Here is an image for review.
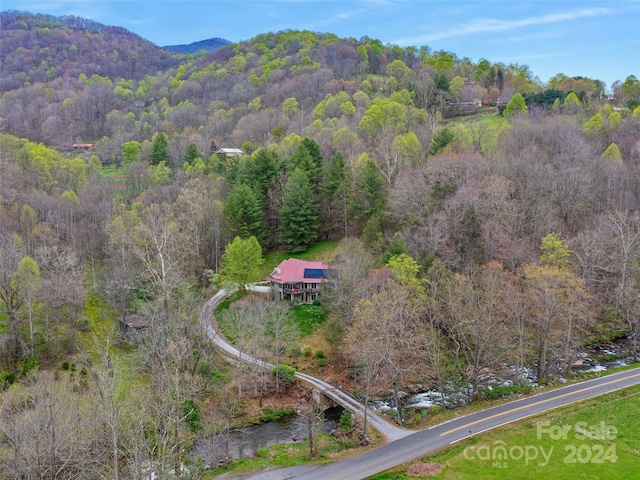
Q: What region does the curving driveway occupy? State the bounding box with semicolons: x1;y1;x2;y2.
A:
199;288;410;442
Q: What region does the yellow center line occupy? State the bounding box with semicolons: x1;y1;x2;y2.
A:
439;371;640;437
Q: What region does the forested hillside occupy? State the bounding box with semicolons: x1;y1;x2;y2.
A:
0;11;183;92
1;12;640;479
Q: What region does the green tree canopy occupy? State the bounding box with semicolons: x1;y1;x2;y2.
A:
562;91;581;114
539;232;572;268
602;143;623;163
279;169;318;252
122;140;141;165
224;182;269;246
217;236;263;291
583;113;604;135
149;132;168;166
504;93;528;117
386;253;423;291
183;143;200;166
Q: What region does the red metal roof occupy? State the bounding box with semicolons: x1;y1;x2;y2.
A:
268;258;330;284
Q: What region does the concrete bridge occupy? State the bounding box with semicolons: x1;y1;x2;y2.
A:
199;287;411;442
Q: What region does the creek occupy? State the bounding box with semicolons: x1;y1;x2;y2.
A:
373;339;634;413
190;406;342;468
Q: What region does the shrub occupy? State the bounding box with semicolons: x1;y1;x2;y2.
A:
183;399;202;432
482;382;533;400
303;346;312;357
315;349;325;359
338;411;354;433
18;355;39;376
272;364;296;385
1;371;16;389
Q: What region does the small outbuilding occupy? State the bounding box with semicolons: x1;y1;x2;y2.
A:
119;315;150;338
214;147;244;157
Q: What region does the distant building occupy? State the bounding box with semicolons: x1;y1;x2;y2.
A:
215;147;244;157
268;258;331;303
72;143;94;151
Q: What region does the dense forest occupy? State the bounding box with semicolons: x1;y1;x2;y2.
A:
1;11;640;479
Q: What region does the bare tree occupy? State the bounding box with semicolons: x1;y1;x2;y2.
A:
345;280;430;425
0;232;28;359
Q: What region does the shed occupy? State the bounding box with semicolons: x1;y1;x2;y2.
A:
119;315;150;338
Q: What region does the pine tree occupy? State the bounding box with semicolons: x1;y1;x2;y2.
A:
224;183;269;247
301;137;324;186
279;169;318;252
184;143;200;166
149;132;168;166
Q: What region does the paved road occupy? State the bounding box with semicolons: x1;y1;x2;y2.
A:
202;289;640;479
278;367;640;480
199;288;410;442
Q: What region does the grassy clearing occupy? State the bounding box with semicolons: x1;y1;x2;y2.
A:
446;112;509;155
293;304;327;337
370;384;640;480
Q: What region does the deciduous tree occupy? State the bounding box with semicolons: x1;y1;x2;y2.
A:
217;236;263;292
504;93;528;117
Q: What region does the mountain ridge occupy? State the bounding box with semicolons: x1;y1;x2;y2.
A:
162;37;231;54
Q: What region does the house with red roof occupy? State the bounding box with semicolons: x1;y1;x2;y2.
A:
268;258;331;303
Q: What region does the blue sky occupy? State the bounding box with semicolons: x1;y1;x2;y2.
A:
3;1;639;90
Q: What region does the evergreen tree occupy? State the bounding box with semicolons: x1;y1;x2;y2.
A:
383;232;408;264
322;152;347;203
355;157;386;220
301;137;324;186
184;143;200;166
322;153;353;238
286;144;316;183
224;183;268;246
149;132;168;166
428;128;455;156
245;148;279;203
279;169;318;252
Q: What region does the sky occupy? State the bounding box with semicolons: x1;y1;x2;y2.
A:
3;0;639;90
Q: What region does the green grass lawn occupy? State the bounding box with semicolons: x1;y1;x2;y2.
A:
371;384;640;480
445;112;509;155
293;304;327;337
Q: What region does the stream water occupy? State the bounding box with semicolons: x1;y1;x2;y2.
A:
190;407;342;467
373;339;635;412
191;341;634;467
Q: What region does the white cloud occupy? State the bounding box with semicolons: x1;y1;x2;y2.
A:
392;7;613;45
